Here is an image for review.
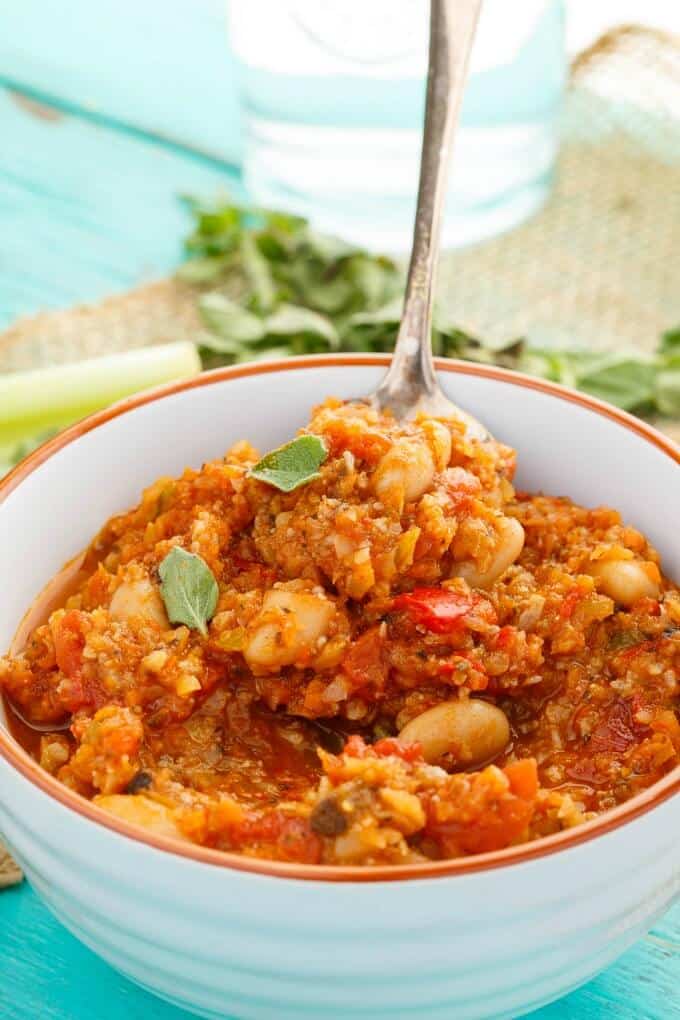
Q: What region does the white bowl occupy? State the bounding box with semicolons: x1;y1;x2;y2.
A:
1;355;678;1020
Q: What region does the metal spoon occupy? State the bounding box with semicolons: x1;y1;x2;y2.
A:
367;0;488;440
6;699;72;734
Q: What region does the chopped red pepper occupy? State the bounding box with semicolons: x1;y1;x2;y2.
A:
393;587;496;634
341;626;387;689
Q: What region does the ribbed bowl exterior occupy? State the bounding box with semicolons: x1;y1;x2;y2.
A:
2;757;678;1020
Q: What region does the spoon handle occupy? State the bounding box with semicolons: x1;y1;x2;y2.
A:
373;0;482;412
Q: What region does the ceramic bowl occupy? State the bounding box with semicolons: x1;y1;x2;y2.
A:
1;355;679;1020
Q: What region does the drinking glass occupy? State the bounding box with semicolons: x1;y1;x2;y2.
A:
227;0;566;251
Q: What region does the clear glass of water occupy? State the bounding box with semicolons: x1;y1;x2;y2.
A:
227;0;566;252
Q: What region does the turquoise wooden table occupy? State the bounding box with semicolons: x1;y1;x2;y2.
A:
0;13;679;1018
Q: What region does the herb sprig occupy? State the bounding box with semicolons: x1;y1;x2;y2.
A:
159;547;218;636
179;198;680;419
249;435;328;492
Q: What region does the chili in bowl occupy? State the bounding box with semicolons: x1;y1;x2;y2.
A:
0;356;678;1019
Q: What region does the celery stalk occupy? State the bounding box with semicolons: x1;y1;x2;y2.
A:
0;342;201;465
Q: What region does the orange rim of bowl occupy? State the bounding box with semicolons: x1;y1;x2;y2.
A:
1;354;679;883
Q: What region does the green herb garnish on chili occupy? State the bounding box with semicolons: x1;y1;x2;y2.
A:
249;435;328;492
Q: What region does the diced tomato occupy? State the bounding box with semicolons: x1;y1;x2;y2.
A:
426;760;538;856
230;554;276;585
61;675;110;715
81;563;111;609
53;610;86;679
565;758;608;787
393;588;496;634
373;737;423;763
495;625;516;651
559;589;582;620
231;554;256;571
589;699;646;754
275;816;322;863
234;812;322;864
341;627;387;690
317;421;390;464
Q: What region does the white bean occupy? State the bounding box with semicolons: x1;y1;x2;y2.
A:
589;559;660;607
244;587;335;670
373;440;435;511
422;419;452;471
110;577;169;629
399;699;510;767
452;516;525;589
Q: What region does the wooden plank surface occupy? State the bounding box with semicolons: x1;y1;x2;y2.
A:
0;0;244;165
0;85;241;329
0;71;678;1020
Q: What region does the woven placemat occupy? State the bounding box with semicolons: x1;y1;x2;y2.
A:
438;25;680;353
1;25;679;886
0;844;22;888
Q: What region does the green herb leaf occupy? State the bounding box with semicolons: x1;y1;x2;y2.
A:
240;233;277;313
660;326;680;354
198;293;265;344
575;354;656;412
249;435;328;492
178;197;680;424
196;330;248;357
158;547;219;636
265;304;339;349
656;366;680;416
176;256;228;285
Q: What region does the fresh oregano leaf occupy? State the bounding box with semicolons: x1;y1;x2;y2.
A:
240;233;276;313
178;198;680;421
249;435;328;492
158;547;218;636
660;326;680;354
575;355;656;412
198;293;265;344
265;304;339;348
656;365;680;416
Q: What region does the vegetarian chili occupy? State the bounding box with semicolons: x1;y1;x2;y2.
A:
1;399;678;866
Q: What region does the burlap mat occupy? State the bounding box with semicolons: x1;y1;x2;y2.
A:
0;844;22;888
1;26;679;885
